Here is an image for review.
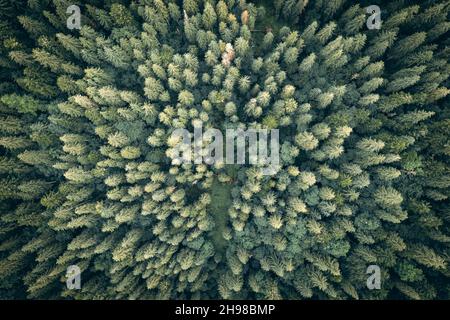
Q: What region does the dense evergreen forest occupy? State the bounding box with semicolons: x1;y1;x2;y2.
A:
0;0;449;299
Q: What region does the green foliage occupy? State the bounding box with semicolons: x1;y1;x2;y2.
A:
0;0;449;300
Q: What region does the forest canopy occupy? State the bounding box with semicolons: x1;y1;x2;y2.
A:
0;0;449;300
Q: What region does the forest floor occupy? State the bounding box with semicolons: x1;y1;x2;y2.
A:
208;166;238;255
